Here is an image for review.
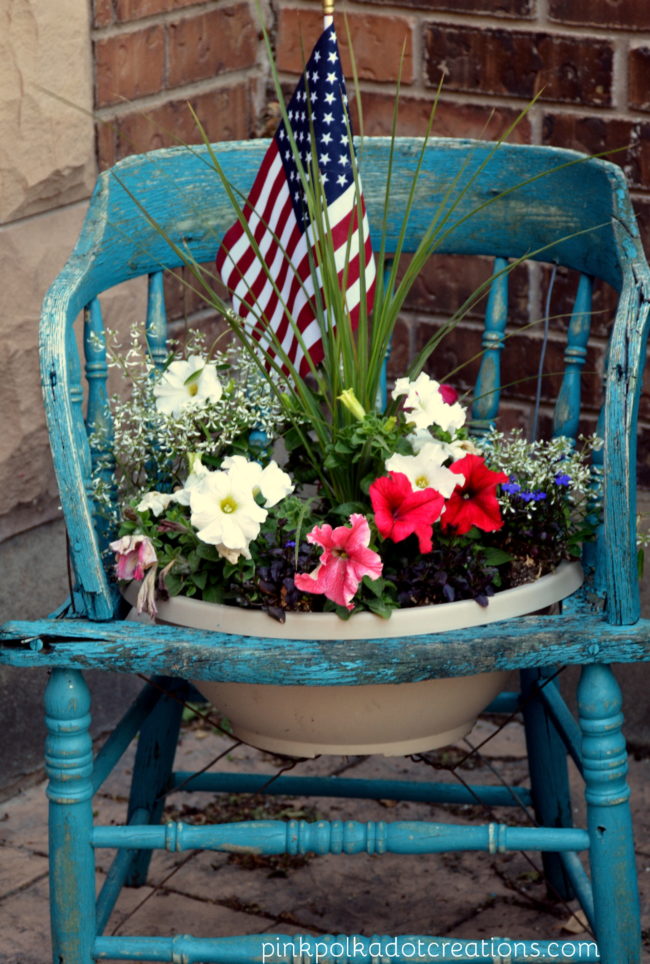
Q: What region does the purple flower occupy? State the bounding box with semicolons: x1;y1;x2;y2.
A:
502;481;521;495
520;490;547;503
555;473;571;486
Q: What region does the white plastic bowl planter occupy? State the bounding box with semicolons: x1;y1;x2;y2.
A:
126;561;583;757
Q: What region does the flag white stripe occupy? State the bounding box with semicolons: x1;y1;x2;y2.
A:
232;186;297;307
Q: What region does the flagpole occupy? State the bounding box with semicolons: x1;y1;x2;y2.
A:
323;0;334;29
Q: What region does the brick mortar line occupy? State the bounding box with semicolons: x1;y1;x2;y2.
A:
274;0;647;42
324;79;650;126
403;309;611;349
613;37;630;116
276;64;641;117
94;68;267;121
91;0;243;41
529;103;542;146
536;0;550;27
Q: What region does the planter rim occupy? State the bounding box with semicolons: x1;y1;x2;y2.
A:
124;560;583;641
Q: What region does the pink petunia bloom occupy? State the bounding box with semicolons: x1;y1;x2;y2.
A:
441;454;509;535
109;534;158;581
369;471;446;554
438;383;459;405
294;513;383;610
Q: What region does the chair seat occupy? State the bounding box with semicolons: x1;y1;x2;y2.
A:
3;612;650;682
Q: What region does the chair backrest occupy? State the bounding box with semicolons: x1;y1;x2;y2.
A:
40;137;650;625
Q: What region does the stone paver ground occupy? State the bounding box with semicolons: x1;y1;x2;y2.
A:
1;711;649;963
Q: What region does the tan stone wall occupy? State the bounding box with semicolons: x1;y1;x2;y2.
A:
0;0;97;541
0;0;267;545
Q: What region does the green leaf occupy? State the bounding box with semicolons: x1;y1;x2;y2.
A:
184;367;203;386
202;584;225;603
481;548;513;567
164;571;185;597
365;596;396;619
361;575;387;598
331;501;366;518
196;542;221;562
192;570;208;590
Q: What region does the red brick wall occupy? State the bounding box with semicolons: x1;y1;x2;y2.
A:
90;0;650;477
274;1;650;476
93;0;265;168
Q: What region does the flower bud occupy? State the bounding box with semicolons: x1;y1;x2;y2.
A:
187;452;204;474
338;388;366;420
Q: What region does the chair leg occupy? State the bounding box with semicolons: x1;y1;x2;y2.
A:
578;663;641;964
520;667;574;901
45;668;97;964
125;676;187;886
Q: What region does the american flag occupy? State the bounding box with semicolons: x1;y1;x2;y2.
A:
216;24;376;377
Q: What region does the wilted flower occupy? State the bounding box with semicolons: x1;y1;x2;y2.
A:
109;534;158;580
136;566;158;618
153;355;223;416
294;513;382;610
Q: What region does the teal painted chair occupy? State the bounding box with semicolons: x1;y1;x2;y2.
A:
2;137;650;962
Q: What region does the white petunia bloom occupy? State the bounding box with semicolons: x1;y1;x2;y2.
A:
153;355;223;416
189;469;267;562
386;442;463;498
222;455;294;507
136;491;174;516
408;432;481;463
443;437;482;460
173;456;211;507
407;428;437;454
393;373;466;434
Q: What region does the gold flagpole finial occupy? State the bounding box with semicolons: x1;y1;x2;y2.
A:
322;0;334;17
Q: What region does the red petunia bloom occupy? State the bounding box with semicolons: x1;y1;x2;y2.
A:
438;383;459;405
369;471;445;553
441;454;509;536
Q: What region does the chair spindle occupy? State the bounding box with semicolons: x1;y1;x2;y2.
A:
84;299;112;443
67;320;93;506
553;273;593;440
146;271;168;368
471;257;508;436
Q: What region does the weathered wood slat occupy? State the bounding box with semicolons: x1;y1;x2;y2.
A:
91;818;590;854
92;933;601;963
2;614;650;683
167;771;534;807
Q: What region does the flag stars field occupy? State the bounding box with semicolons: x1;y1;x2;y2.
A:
216;23;376;376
